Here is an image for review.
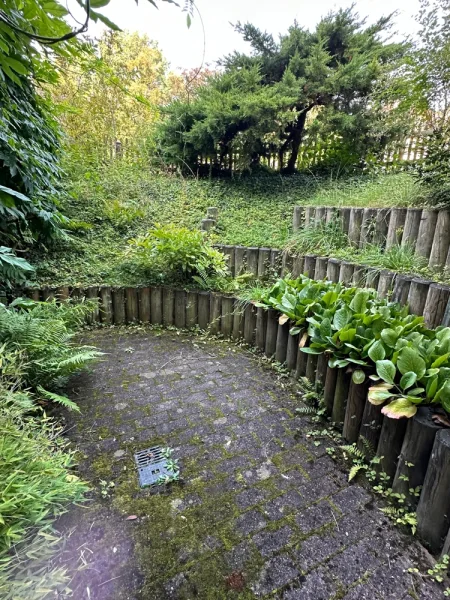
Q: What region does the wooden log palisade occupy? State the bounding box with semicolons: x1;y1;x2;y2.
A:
22;235;450;554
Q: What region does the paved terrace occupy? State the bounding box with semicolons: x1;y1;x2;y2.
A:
60;328;442;599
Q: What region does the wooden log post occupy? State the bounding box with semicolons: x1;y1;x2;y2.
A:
343;379;369;443
323;365;338;415
175;290;186;329
258;248;271;278
339;261;354;284
332;368;350;427
138;287;151;323
306;353;318;383
86;287;100;324
99;287;112;324
365;268;380;290
314;257;328;280
376;417;408;484
402;208;422;248
386;208;407;249
326;258;341;283
391;275;413;305
377;270;395;299
150;287;163;325
198;291;211;330
304;206;315;227
416;431;450;551
223;246;236;277
286;329;299;372
315;353;328;390
348;208;364;247
360;208;376;247
265;309;278;357
314;207;326;226
201;218;215;232
246;248;259;277
207;207;219;219
275;320;290;363
234;246;247;276
31;289;41;301
304;254;317;278
352;264;364;286
392;407;442;502
295;344;308;379
423;284;450;328
373;208;391;247
221;296;234;338
42;287;55;302
442;527;450;558
429;210;450;268
232;305;244;340
56;287;69;301
293;206;304;232
270;249;282;277
186;291;198;327
163;287;175;326
112;288;125;325
255;306;267;350
209;293;222;335
326;207;336;223
281;250;294;277
358;399;384;456
408;278;432;316
292;255;304;278
244;303;256;345
442;297;450;327
416;210;438;261
339;208;351;234
125;287;139;323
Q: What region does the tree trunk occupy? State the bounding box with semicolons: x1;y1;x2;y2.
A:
284;110;309;174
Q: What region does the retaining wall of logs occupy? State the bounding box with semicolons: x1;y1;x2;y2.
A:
292;205;450;271
26;283;450;554
212;244;450;328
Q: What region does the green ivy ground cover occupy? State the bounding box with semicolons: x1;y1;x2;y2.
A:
31;169;423;287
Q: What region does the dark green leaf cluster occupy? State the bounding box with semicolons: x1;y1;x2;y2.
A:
158;8;405;173
255;275;450;418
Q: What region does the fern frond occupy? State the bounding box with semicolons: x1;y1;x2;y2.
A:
36;386;80;412
349;464;366;481
340;444;366;460
296;405;318;416
360;435;376;459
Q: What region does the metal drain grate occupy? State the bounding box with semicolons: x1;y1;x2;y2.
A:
134;446;171;488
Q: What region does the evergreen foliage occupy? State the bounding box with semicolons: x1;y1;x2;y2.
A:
158;8;405;173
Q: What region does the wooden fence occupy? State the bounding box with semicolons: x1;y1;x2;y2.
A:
25;281;450;554
292;206;450;272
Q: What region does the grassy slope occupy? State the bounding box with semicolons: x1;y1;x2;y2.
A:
32;167;424;286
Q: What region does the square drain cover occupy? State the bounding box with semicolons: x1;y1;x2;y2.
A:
134;446;171;488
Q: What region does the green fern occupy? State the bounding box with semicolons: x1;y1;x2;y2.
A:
359;435;376;459
349;463;366;481
36;386;80;412
340;444;366;460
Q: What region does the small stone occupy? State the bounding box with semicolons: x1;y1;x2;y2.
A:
213;417;227;425
113;449;126;458
114;402;127;410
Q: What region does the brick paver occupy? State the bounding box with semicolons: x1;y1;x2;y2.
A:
60;328;443;599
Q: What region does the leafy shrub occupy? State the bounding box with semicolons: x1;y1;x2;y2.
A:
0;298;101;398
128;224;228;286
0;247;35;290
0;299;99;597
255;276;450;418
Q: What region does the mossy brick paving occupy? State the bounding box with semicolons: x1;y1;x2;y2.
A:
59;328;443;599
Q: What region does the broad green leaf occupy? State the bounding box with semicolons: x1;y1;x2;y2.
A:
352;369;366;385
319;318;332;338
397;347;426;379
431;353;450;368
381;329;398;348
349;291;369;313
368;384;393;405
339;328;356;342
399;372;417;391
368;339;385;362
333;306;352;330
376;360;396;385
382;398;417;419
